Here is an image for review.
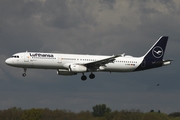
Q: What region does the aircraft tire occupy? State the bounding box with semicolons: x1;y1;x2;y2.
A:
89;73;95;79
22;73;26;77
81;75;87;81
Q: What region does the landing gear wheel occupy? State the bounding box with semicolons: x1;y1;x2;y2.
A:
22;73;26;77
81;75;87;81
89;73;95;79
22;68;27;77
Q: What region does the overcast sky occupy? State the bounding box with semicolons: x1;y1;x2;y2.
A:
0;0;179;113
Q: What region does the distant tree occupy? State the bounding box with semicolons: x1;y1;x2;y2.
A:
43;109;77;120
0;107;174;120
77;110;93;120
104;110;119;120
0;107;23;120
150;110;154;113
142;112;170;120
20;108;43;120
169;112;180;118
113;109;142;120
92;104;111;117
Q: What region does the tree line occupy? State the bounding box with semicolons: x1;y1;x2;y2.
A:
0;104;179;120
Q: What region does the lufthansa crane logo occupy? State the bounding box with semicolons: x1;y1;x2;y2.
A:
152;46;163;58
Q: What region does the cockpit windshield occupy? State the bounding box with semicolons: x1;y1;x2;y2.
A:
11;55;19;58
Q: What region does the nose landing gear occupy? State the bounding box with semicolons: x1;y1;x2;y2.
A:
22;68;27;77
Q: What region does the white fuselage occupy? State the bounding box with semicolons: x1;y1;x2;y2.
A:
5;52;143;72
5;36;171;80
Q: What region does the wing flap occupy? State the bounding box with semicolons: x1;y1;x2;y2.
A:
82;54;122;68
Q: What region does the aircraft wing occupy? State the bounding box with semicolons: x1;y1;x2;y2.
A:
82;54;122;69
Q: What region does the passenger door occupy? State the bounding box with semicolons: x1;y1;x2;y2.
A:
24;52;29;62
57;55;62;64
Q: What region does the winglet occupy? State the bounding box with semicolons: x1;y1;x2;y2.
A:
112;54;122;57
121;53;125;57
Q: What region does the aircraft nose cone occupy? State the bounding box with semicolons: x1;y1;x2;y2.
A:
5;58;11;65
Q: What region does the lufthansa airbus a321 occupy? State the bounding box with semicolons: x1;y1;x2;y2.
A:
5;36;172;81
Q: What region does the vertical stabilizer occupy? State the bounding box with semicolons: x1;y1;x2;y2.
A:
135;36;169;71
143;36;168;61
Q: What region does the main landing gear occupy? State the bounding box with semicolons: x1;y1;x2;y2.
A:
81;73;95;81
22;68;27;77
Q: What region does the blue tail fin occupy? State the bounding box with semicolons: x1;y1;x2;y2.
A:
135;36;169;71
143;36;168;61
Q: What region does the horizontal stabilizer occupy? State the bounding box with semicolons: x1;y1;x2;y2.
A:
163;60;173;66
152;60;172;66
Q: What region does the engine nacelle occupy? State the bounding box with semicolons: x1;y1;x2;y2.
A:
57;71;77;76
69;65;87;72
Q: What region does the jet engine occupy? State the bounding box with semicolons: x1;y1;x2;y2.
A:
57;70;77;76
69;65;87;72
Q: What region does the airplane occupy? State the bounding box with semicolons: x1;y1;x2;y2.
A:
5;36;172;81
